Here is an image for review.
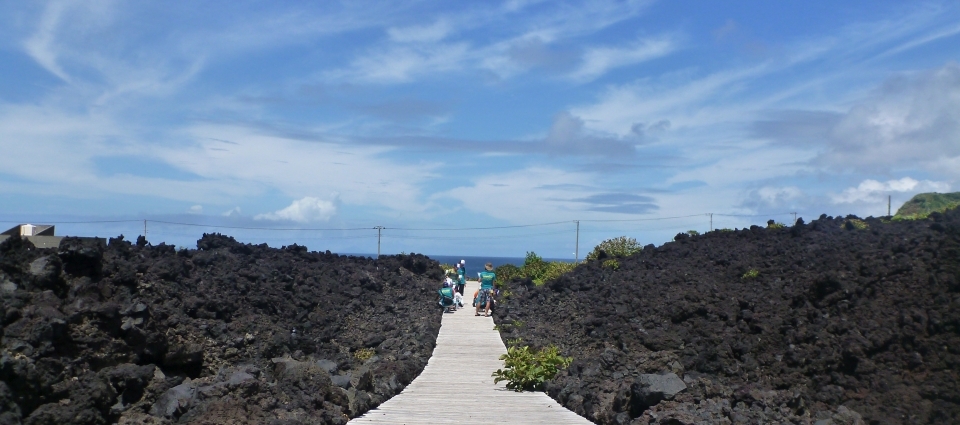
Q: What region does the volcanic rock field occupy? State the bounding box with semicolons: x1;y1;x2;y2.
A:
2;209;959;425
0;234;442;424
495;210;960;424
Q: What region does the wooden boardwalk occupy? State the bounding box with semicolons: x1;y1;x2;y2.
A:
349;280;592;425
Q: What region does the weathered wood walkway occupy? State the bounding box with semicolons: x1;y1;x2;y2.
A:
349;280;592;425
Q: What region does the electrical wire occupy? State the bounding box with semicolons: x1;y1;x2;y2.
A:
383;220;573;231
578;213;707;223
149;220;372;231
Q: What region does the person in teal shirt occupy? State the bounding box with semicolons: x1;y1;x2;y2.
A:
475;262;496;317
455;260;466;298
439;280;455;312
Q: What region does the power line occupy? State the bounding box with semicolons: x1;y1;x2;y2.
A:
384;220;572;231
579;214;706;223
148;229;377;241
148;220;372;231
381;229;573;241
713;212;797;218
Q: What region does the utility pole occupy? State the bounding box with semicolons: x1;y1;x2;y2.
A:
143;220;147;237
708;213;713;232
574;220;580;262
374;226;384;259
888;195;891;216
792;212;797;225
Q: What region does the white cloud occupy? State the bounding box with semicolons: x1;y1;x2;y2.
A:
255;196;340;223
755;63;960;178
22;0;71;82
831;177;950;204
222;207;242;217
819;64;960;172
188;205;203;214
568;36;675;82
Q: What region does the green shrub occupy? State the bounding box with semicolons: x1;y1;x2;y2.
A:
686;230;700;236
535;261;576;286
602;259;620;270
354;348;375;361
440;263;457;277
494;264;522;286
495;253;575;286
842;219;869;230
585;236;643;261
742;269;759;280
523;252;550;283
492;344;573;391
766;220;785;229
495;320;525;332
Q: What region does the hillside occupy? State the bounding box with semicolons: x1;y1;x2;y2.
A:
895;192;960;219
495;210;960;424
0;234;442;424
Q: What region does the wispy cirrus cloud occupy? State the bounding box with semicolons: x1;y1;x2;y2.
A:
21;0;72;82
567;36;677;82
325;0;659;83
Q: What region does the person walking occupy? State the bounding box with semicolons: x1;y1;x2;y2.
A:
475;262;496;317
455;259;466;297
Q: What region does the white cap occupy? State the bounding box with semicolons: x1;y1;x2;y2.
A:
460;259;465;264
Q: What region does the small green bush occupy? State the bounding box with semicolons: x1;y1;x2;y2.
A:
494;264;522;286
495;253;575;286
742;269;759;280
842;219;869;230
354;348;375;361
495;320;525;332
586;236;643;261
535;261;576;286
766;220;785;229
523;252;550;282
686;230;700;236
602;259;620;270
492;344;573;391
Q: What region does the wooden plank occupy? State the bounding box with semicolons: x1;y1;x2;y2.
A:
349;280;593;424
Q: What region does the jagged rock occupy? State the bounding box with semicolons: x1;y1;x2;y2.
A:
317;359;339;374
332;373;352;389
150;382;195;419
632;373;687;411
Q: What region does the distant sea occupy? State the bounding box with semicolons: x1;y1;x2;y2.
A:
344;253;571;278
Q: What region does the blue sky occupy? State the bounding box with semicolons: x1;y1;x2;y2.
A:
1;1;959;258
